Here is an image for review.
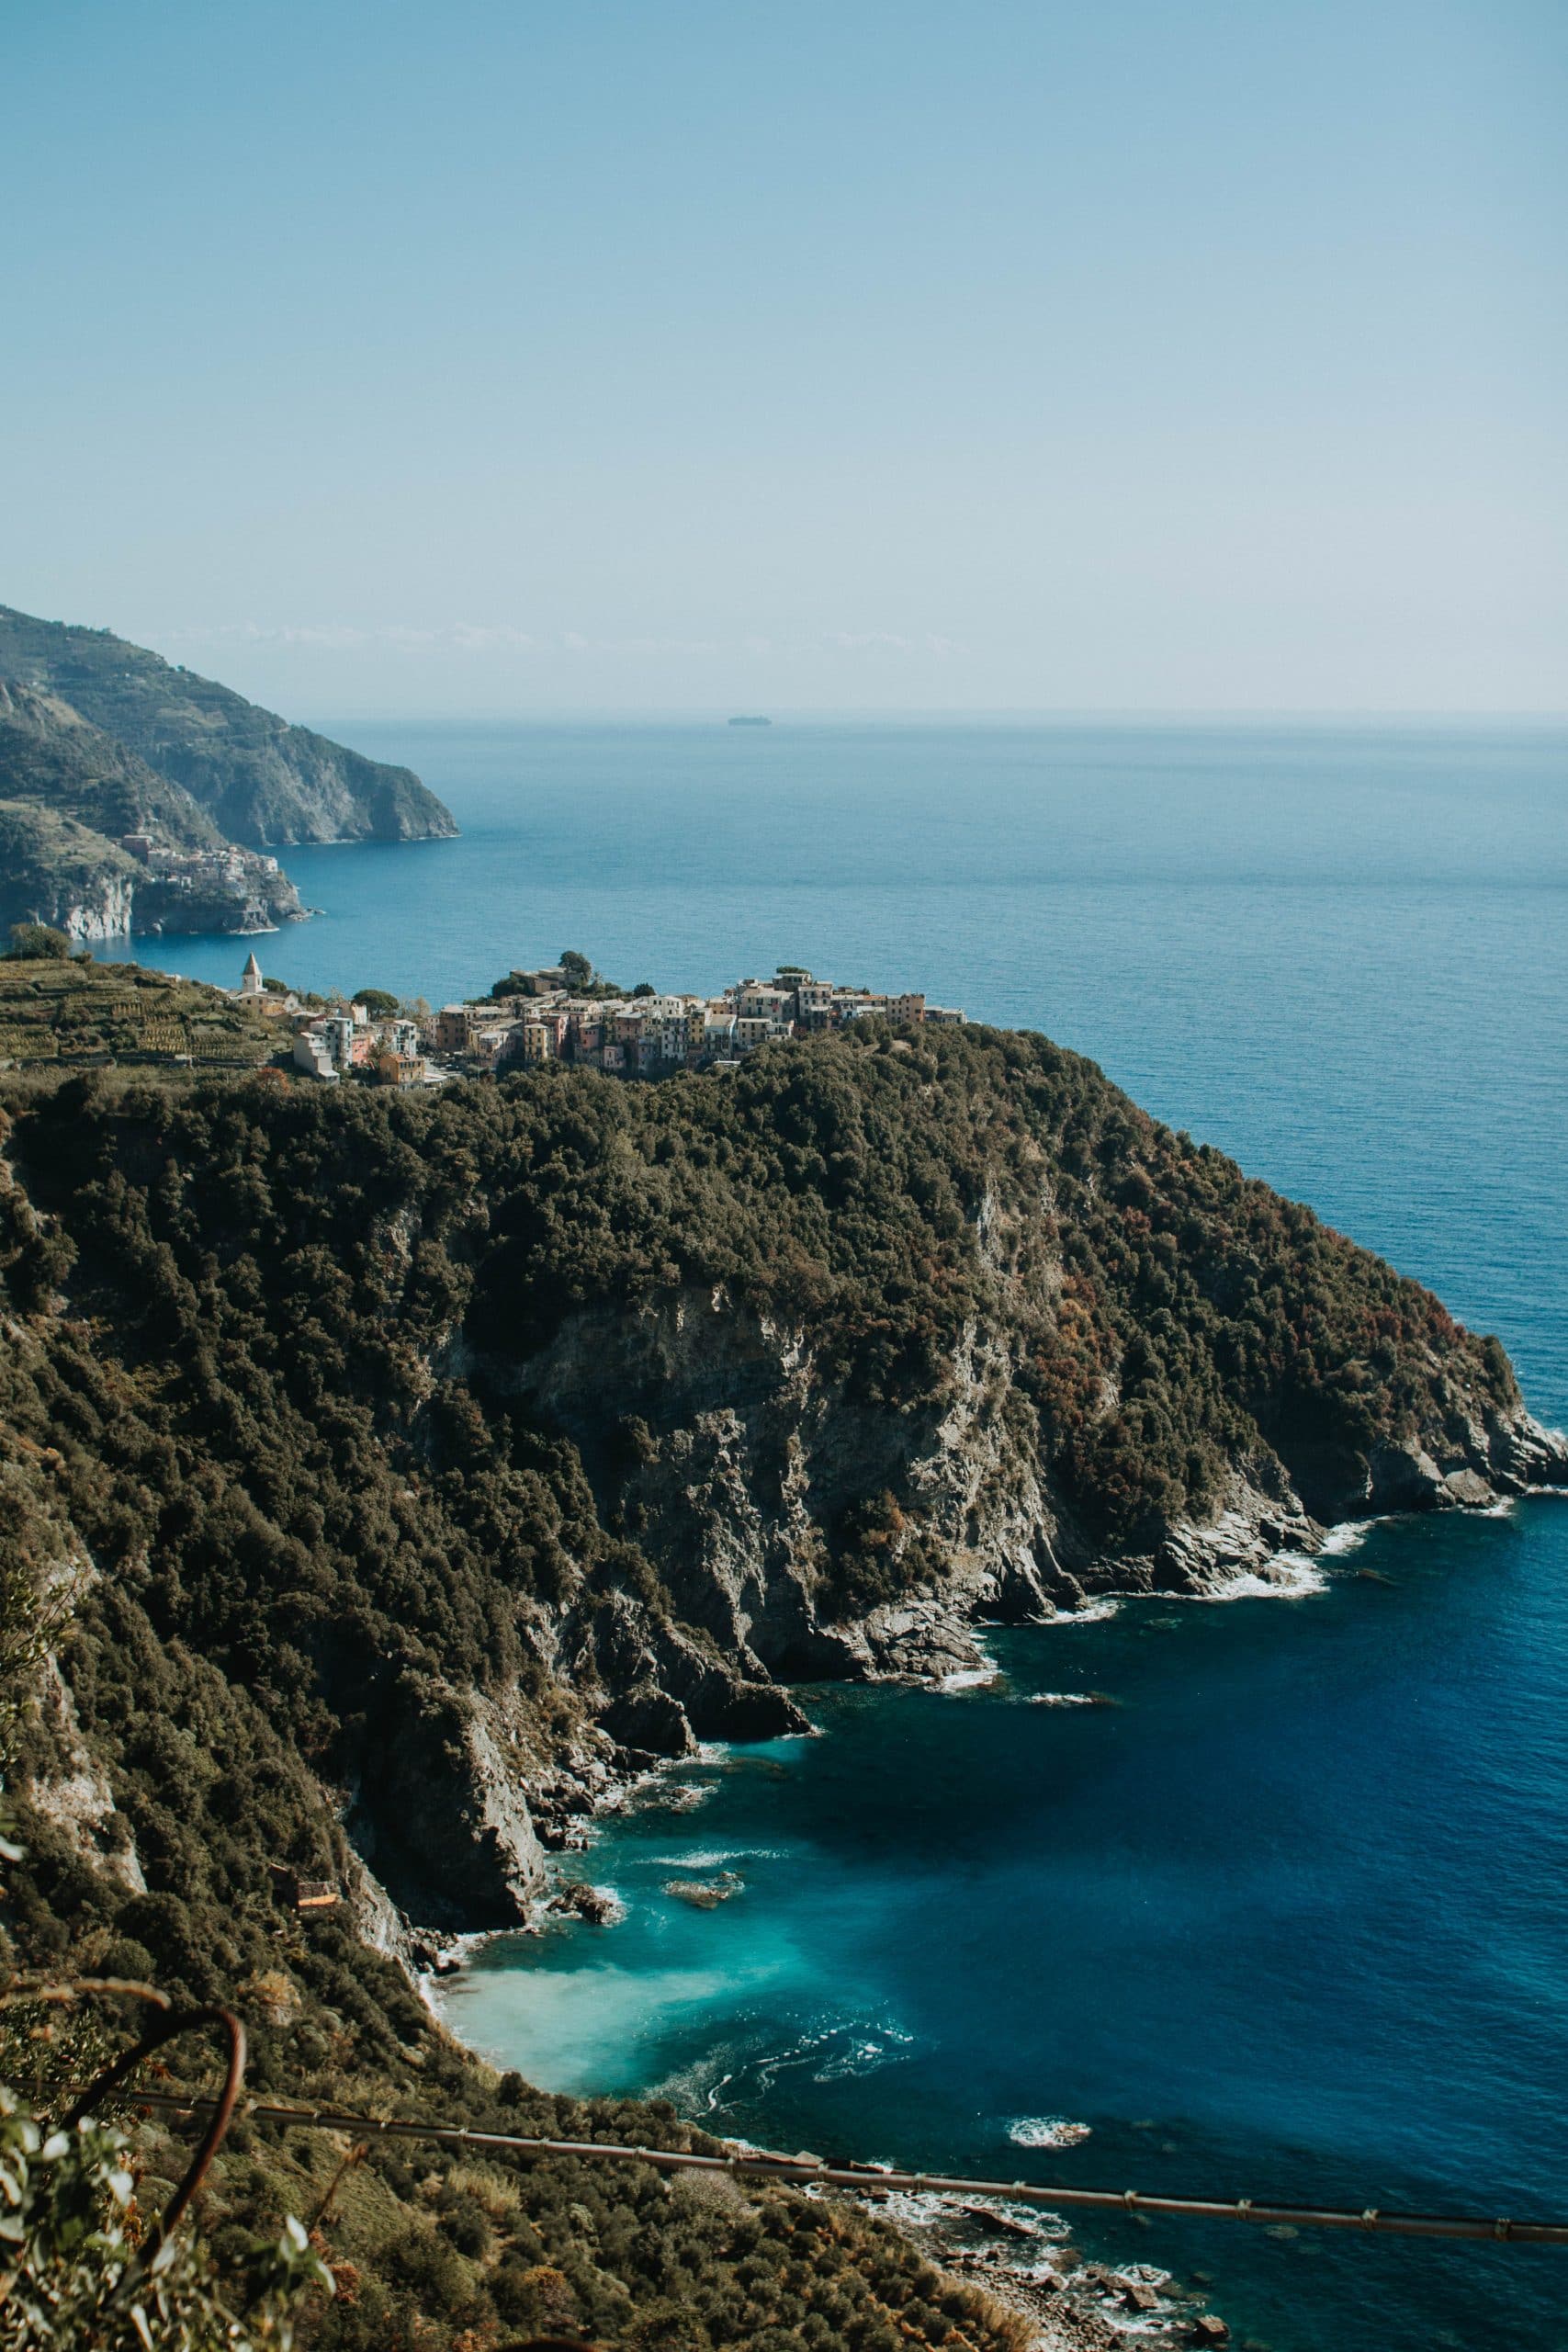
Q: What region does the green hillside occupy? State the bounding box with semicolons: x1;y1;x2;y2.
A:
0;606;457;847
0;1009;1556;2346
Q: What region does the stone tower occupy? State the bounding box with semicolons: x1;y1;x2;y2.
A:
240;951;265;997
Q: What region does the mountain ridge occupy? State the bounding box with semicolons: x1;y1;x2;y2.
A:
0;680;305;936
0;605;457;847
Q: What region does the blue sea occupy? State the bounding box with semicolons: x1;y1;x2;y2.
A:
125;720;1568;2352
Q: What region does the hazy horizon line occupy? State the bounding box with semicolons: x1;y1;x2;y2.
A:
296;704;1568;729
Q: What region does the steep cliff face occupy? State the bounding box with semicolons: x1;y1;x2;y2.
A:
0;681;305;932
498;1280;1561;1737
0;606;457;846
1;1024;1561;1968
0;802;140;939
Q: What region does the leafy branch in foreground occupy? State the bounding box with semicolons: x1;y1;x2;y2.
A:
0;2082;332;2351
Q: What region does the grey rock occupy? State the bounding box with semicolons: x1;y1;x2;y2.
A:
599;1679;696;1758
1369;1442;1451;1512
346;1676;546;1930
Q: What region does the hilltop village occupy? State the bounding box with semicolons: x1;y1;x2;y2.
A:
253;954;966;1087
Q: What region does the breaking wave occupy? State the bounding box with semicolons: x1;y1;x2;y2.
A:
1317;1518;1378;1557
1008;2115;1092;2149
941;1659;1000;1690
1046;1596;1122;1624
1188;1555;1328;1602
657;2012;918;2115
649;1848;784;1868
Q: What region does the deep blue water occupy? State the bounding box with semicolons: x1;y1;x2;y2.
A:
124;721;1568;2351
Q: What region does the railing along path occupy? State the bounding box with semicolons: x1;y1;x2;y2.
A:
121;2085;1568;2248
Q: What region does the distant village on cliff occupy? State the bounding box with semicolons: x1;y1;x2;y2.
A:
238;953;967;1089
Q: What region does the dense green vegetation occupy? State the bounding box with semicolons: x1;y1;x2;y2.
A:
0;2046;332;2351
0;983;1527;2345
0;607;457;848
3;997;1516;1600
3;926;73;962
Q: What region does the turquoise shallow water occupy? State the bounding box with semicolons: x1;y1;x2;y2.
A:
126;720;1568;2351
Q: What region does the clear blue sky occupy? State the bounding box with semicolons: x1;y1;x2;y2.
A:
4;0;1564;715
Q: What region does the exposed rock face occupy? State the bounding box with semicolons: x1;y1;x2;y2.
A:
498;1296;1058;1698
135;866;307;936
1286;1409;1568;1522
22;1659;145;1894
0;798;141;940
61;878;136;942
344;1678;547;1929
0;682;307;933
494;1283;1564;1762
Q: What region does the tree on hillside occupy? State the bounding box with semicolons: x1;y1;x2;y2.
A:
5;923;71;961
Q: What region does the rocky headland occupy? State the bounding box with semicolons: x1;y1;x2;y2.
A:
0;604;458;945
0;605;457;847
0;681;305;939
4;1016;1562;1947
1;1012;1562;2346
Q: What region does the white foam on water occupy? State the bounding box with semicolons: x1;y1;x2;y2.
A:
658;2010;917;2114
649;1848;784;1868
941;1659;1000;1690
1008;2115;1092;2149
881;2188;964;2231
1317;1517;1378;1556
1187;1554;1328;1602
813;2026;916;2082
1046;1596;1122;1624
1022;1690;1097;1707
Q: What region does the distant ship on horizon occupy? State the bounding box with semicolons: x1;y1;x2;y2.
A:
728;714;773;727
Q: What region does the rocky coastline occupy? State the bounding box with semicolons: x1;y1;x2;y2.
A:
388;1382;1567;1981
350;1269;1568;1968
6;1024;1567;2351
395;1399;1567;1967
395;1406;1563;2352
864;2188;1232;2351
364;1430;1568;1984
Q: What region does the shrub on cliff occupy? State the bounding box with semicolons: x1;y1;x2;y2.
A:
5;922;70;960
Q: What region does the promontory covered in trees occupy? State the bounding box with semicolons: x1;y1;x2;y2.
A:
0;605;457;944
2;977;1563;2346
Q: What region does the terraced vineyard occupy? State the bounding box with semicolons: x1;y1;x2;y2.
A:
0;955;282;1083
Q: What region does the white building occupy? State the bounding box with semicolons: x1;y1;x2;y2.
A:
292;1031;339;1081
